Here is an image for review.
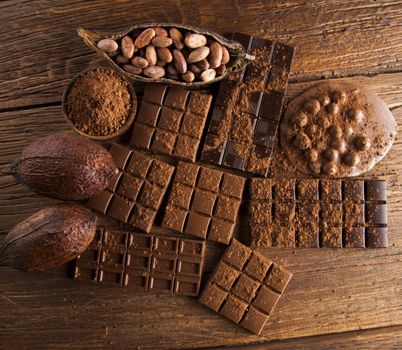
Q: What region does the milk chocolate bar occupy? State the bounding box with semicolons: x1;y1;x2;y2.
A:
87;144;174;232
199;239;292;335
161;162;245;244
201;33;295;176
74;228;205;296
249;178;388;248
130;84;213;162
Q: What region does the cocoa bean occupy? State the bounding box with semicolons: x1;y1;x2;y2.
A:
131;56;149;69
184;33;207;48
157;47;173;63
173;49;187;74
188;64;202;75
209;42;223;68
156;59;166;67
187;46;210;63
143;66;165;79
97;38;118;53
115;54;130;64
123;64;142;75
169;28;184;50
121;35;135;59
134;28;155;49
182;71;195;82
216;64;226;75
152;36;173;48
167;64;178;75
146;44;157;66
196;58;210;71
200;68;216;82
221;46;230;65
153;27;168;37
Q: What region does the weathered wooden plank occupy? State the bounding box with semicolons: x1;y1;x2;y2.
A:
0;72;401;349
1;0;402;109
219;325;402;350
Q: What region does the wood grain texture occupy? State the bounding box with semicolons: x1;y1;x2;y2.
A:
1;0;402;109
1;0;402;349
0;72;401;349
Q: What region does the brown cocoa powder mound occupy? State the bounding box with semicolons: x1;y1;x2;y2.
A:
66;68;132;136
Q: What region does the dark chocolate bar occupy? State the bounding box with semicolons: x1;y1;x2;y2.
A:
161;162;245;244
87;144;174;232
201;33;295;176
199;239;292;335
74;228;205;296
130;84;213;162
249;178;388;248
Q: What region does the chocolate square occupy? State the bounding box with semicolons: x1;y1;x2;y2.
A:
130;123;154;149
197;167;222;192
143;84;167;105
158;108;183;132
164;88;189;109
117;174;143;200
220;295;248;323
344;227;365;248
191;189;217;216
211;262;240;291
162;207;188;232
199;284;227;312
252;286;280;314
109;196;134;223
244;253;272;282
136;101;161;126
208;219;235;245
174;135;199;161
87;190;113;214
220;173;246;199
365;180;387;202
240;306;269;335
185;212;211;239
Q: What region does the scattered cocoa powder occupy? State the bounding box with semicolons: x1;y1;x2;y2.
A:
65;68;133;136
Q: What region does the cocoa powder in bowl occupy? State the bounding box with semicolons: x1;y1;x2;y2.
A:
63;67;136;139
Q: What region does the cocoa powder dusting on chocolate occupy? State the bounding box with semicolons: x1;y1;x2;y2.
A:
66;68;132;136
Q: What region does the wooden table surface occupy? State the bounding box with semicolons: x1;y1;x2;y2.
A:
1;1;402;349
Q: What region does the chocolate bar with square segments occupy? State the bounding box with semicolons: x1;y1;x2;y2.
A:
130;84;212;162
249;178;388;248
162;162;245;245
201;33;295;176
199;239;292;335
74;228;205;296
87;144;174;233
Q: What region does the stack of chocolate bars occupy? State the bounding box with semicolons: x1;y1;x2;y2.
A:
75;32;389;336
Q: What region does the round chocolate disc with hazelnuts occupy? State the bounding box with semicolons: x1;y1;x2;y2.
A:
280;82;397;177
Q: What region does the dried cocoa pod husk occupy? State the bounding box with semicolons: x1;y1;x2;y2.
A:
11;133;117;201
77;23;254;88
0;205;97;271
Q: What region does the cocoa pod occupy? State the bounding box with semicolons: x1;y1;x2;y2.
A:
134;28;155;49
0;205;97;271
11;134;117;201
78;24;250;86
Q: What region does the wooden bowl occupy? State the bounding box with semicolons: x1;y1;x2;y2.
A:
62;66;137;141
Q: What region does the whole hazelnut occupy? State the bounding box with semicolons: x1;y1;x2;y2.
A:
353;134;371;151
331;90;347;104
305;149;319;163
293;133;311;150
326;103;340;115
347;108;364;123
304;99;321;115
330;138;347;153
319;95;331;106
323;148;339;162
328;125;343;138
292;111;308;127
305;123;318;138
342;151;360;167
322;161;337;176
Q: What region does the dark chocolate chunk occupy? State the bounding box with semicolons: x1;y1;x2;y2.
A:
162;162;245;245
74;228;205;296
87;144;174;233
130;84;212;162
201;33;295;176
199;239;292;335
249;178;388;248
